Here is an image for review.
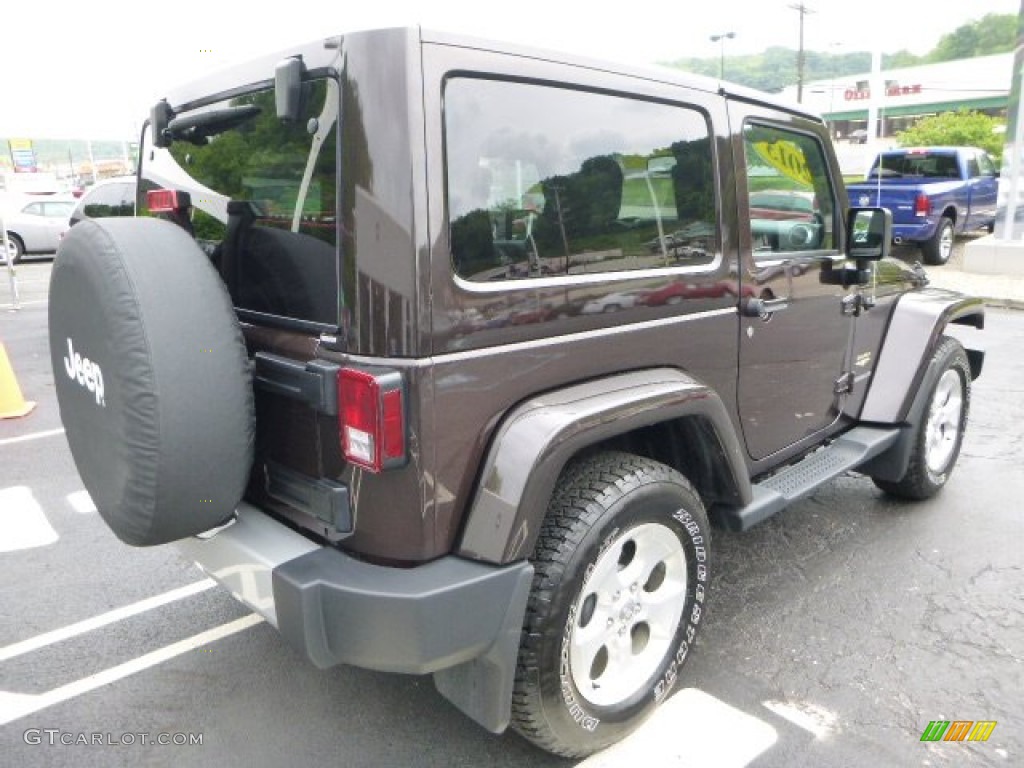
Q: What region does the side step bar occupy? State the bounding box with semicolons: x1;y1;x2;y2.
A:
718;426;900;532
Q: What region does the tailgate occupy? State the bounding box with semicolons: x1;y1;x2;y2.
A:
847;183;922;225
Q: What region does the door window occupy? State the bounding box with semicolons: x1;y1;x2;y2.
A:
743;123;837;259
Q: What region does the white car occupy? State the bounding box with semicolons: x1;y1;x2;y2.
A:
581;290;640;314
2;196;77;264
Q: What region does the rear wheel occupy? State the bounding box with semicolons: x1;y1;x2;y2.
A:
921;217;953;265
2;233;24;265
511;451;710;757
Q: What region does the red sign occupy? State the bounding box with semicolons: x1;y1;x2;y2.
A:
844;84;922;101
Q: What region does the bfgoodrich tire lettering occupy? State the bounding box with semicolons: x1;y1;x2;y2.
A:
872;336;970;500
511;451;710;757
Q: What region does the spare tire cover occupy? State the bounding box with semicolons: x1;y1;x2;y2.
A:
49;217;254;545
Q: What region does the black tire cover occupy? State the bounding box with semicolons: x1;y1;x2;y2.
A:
49;217;254;545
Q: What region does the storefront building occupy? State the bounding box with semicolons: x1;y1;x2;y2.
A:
786;53;1013;143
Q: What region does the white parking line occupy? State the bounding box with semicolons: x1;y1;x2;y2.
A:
0;428;65;447
66;490;96;514
0;614;264;725
0;487;58;552
0;579;217;662
0;300;47;309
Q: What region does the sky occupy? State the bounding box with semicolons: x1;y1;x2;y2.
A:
0;0;1019;139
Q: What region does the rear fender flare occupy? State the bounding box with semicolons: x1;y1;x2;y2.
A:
456;368;749;564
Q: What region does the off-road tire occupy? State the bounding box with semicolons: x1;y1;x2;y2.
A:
873;336;970;500
511;451;710;757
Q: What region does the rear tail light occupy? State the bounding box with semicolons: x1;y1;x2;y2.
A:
338;367;406;472
147;188;191;213
914;193;931;218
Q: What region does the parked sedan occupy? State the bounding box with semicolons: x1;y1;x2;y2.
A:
2;196;77;264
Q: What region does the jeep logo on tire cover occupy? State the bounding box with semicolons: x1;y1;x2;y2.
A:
63;338;105;407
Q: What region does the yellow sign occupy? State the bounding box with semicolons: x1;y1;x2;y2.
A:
8;138;38;173
753;141;813;187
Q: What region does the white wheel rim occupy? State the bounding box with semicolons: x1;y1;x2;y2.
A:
568;522;687;708
939;226;953;261
925;368;963;473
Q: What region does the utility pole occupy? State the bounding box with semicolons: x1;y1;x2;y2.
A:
790;2;815;102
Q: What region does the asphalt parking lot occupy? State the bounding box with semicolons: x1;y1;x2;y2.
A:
1;257;1021;767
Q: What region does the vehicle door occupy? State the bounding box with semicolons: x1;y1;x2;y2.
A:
41;201;74;250
966;152;999;230
16;202;51;250
729;103;853;461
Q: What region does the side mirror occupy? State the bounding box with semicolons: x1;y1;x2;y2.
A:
150;100;173;149
845;207;891;261
275;57;305;122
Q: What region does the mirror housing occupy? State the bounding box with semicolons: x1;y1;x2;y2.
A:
845;207;892;261
150;100;173;149
275;57;305;122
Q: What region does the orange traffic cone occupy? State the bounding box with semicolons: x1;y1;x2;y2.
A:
0;342;36;419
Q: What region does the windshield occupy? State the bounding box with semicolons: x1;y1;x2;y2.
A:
141;78;340;327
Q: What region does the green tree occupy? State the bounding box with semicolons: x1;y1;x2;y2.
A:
660;12;1016;91
896;109;1005;162
928;13;1016;62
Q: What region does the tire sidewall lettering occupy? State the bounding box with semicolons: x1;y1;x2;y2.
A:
557;498;710;729
559;602;601;732
653;506;708;704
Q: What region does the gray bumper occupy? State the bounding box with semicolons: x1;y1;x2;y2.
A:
272;541;532;675
177;502;533;732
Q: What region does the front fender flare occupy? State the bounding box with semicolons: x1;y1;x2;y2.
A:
860;287;983;424
456;368;749;564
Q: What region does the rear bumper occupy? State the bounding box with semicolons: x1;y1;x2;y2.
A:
177;502;532;675
892;220;938;243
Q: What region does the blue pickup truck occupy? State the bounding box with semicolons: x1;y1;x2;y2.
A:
846;147;999;265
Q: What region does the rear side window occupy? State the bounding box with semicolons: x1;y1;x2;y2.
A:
976;153;996;178
141;79;339;327
444;78;716;282
44;201;76;217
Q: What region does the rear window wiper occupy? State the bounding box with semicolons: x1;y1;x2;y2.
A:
167;105;262;145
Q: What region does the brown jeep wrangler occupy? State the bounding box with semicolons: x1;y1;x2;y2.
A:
48;27;984;757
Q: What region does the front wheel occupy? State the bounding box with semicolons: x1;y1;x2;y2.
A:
921;217;954;265
872;336;971;500
511;452;711;757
